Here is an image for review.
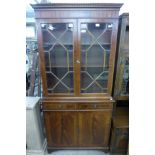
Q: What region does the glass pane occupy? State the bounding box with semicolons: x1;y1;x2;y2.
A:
41;23;74;93
80;23;112;93
123;25;129;49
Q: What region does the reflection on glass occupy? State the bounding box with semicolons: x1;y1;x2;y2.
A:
41;23;74;93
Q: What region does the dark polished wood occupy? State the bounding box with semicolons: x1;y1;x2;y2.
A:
44;111;78;147
110;127;129;153
32;3;122;151
32;3;123;9
115;96;129;101
79;111;112;147
110;107;129;153
111;13;129;152
42;99;113;149
32;3;123;20
43;100;113;149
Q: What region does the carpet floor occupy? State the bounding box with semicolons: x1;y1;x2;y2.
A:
46;150;111;155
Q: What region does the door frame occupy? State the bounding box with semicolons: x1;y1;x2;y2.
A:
77;18;119;96
36;19;78;97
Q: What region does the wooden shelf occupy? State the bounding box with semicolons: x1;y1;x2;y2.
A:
115;96;129;101
113;116;129;128
81;66;109;68
45;66;109;68
113;107;129;128
81;43;111;45
45;66;73;68
44;43;73;45
43;43;111;46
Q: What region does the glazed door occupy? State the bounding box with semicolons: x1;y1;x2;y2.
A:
78;111;112;147
114;15;129;99
44;111;78;147
38;19;118;96
78;19;118;95
37;19;77;96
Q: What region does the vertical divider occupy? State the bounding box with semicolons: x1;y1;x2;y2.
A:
74;19;81;96
107;20;119;95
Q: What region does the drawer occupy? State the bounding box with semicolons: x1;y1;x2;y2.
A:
78;103;112;110
43;103;77;110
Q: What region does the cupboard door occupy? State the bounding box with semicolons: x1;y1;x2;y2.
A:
79;19;118;95
39;20;76;95
44;111;78;147
111;128;129;153
78;111;112;147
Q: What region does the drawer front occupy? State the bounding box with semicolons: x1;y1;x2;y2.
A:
43;103;77;110
78;103;112;110
42;102;112;110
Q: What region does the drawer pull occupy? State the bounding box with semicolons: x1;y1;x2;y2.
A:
94;104;97;108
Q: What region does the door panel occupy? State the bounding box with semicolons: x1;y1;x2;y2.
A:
38;19;77;95
38;18;118;96
111;128;129;152
78;111;112;147
78;19;118;95
44;111;77;147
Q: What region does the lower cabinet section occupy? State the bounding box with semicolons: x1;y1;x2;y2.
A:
42;100;113;150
